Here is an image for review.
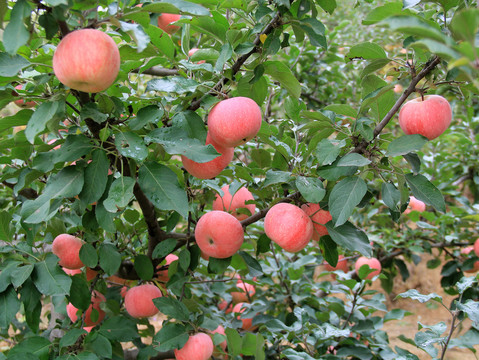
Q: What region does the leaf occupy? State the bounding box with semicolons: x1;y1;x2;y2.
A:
239;251;263;277
79;149;109;205
3;0;30;55
129;105;164;130
337;153;371;167
450;8;479;44
134;255;154;280
387;134;428;156
69;275;91;311
59;329;88;349
362;1;403;25
382;15;450;44
0;286;21;329
11;264;34;288
0;211;13;242
317;0;337;14
85;333;112;359
396;289;442;303
146;77;199;94
295;177;326;203
53;134;94;164
346;42;388;60
138;162;188;218
115;131;148;162
360;58;392;79
263;170;293;187
0;53;30;76
457;300;479;328
215;43;233;72
323;104;357;118
382;182;401;211
152;238;177;259
99;316;139;342
7;336;51;360
208;257;231;274
405;173;446;212
142;0;210;16
80;103;108;124
103;176;135;212
79;243;98;269
25;100;65;144
315;138;346;166
153;322;189;351
99;243;122;276
119;21;150;53
145;25;175;60
329;176;368;227
325;221;372;257
189;15;227;42
145;127;220;163
33;254;72;296
153;297;190;321
263;61;301;99
299;18;327;49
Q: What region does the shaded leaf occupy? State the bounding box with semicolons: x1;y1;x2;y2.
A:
329;176;367;226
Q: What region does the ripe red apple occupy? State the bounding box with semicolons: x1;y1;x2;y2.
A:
324;254;349;273
157;13;181;33
232;303;255;331
212;185;256;220
301;203;332;240
53;29;120;93
460;246;479;273
195;211;244;258
156;253;178;282
124;284;162;318
207;97;263;147
475;238;479;257
52;234;85;270
188;48;206;64
174;332;214;360
218;300;233;314
355;256;381;280
231;279;256;303
264;203;313;252
398;95;452;140
404;196;426;214
13;85;36;108
181;134;234;179
67;291;106;327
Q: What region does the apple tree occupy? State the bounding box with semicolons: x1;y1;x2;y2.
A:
1;0;479;359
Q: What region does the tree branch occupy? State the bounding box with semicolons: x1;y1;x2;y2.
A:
132;67;180;77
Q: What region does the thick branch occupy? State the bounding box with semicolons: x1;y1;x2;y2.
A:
352;56;441;154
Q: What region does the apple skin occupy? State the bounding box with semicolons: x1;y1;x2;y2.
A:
208;97;262;147
157;13;181;33
211;324;227;356
195;211;244;258
13;85;35;108
474;238;479;257
264;203;313;253
67;291;106;327
355;257;381;280
231;279;256;303
404;196;426;214
212;185;255;221
156;254;178;282
232;303;255;331
324;254;349;273
181;133;234;179
301;203;332;240
53;29;120;93
62;267;97;281
398;95;452;140
124;284;162;318
460;246;479;273
52;234;85;270
174;332;214;360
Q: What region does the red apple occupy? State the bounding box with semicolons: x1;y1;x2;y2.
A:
156;254;178;282
404;196;426;214
174;332;214;360
232;303;255;331
212;185;255;220
157;13;181;33
124;284;162;318
218;300;233;314
195;211;244;258
53;29;120;93
264;203;313;252
207;97;262;147
324;254;349;273
301;203;332;240
398;95;452;140
474;238;479;257
231;279;256;303
67;290;106;327
52;234;84;270
355;257;381;280
181;133;234;179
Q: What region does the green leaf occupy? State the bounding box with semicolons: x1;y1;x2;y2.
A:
382;182;401;211
145;127;220;162
3;0;30;55
317;0;337;14
80;103;108;124
215;43;233;72
115;131;148;162
360;58;392;79
346;42;388;60
0;286;21;329
299;18;327;49
363;1;403;25
99;316;139;342
281;348;316;360
321;236;338;267
103;176;135;212
325;221;372;257
134;255;154;280
99;243;122;276
323;104;357;118
33;254;72;295
79;243;98;269
153;297;190;321
152;238;177;259
146;77;199;94
295;176;326;203
208;257;231;274
95;202;116;233
383;15;450;44
11;264;34;288
142;0;210;16
25;100;65;144
405;173;445;212
7;336;50;360
225;328;242;357
119;21;150;53
410;39;460;59
315;138;346;166
145;25;175;60
456;300;479;328
189;15;227;42
0;210;13;242
450;8;479;44
263;170;293;187
239;251;263;277
396;289;442;303
387;134;428;157
0;109;31;133
69;275;91;311
138;162;189;218
59;329;88;348
129;105;164;130
263;61;301;99
329;176;368;226
153;322;189;351
79;149;110;205
53;134;94;164
0;53;30;76
85;333;112;359
337;153;371;167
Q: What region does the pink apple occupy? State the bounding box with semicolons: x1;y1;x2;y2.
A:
231;279;256;303
404;196;426;214
181;133;234;179
195;211;244;258
188;48;206;64
157;13;181;33
232;303;255;331
156;254;178;282
124;284;162;318
264;203;313;252
355;257;381;280
67;290;106;327
218;300;233;314
53;29;120;93
52;234;84;270
212;185;255;220
174;332;214;360
211;324;227;355
207;97;263;147
460;246;479;273
301;203;332;240
398;95;452;140
324;255;349;273
474;238;479;257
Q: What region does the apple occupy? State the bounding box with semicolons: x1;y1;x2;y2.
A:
52;234;85;270
475;238;479;257
324;254;349;273
53;29;120;93
212;185;256;220
181;133;234;179
218;300;233;314
394;84;403;94
211;325;227;356
174;332;214;360
207;97;263;147
398;95;452;140
195;211;244;258
62;267;97;281
13;85;36;108
156;253;178;282
460;246;479;273
264;203;313;252
301;203;332;240
67;290;106;327
404;196;426;214
232;302;255;331
355;256;381;280
124;284;162;318
188;48;206;64
231;279;256;303
157;13;181;33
